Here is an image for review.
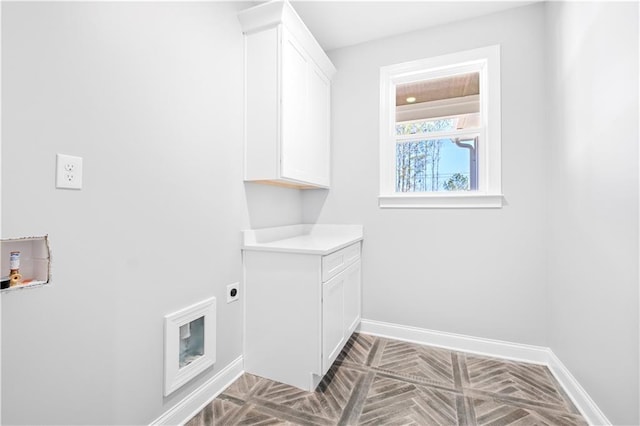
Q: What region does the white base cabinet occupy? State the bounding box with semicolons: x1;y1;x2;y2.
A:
322;260;361;373
243;241;362;391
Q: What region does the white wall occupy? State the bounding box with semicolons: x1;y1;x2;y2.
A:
3;2;638;425
1;2;301;424
546;2;639;424
304;2;639;423
304;3;550;345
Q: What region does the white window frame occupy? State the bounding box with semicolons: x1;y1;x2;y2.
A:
379;45;503;208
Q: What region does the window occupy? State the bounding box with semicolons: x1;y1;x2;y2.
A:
379;45;502;208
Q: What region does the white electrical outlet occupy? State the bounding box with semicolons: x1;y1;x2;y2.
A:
227;283;239;303
56;154;83;189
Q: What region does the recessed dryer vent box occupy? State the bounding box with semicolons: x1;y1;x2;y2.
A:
1;235;51;292
164;297;216;396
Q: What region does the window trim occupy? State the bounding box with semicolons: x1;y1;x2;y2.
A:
379;45;503;209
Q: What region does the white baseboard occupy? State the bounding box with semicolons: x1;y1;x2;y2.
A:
150;356;244;426
358;319;550;364
547;351;611;426
357;319;611;426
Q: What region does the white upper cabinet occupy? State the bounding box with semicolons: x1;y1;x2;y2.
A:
238;1;336;189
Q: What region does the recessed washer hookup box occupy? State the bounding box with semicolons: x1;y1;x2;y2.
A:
1;235;51;291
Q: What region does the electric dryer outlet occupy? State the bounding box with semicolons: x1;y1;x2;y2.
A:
227;283;239;303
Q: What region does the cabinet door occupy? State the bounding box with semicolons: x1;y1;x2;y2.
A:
305;65;331;186
344;260;361;335
281;30;331;187
322;272;345;374
281;30;309;183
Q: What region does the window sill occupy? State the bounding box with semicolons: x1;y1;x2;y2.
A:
379;193;503;209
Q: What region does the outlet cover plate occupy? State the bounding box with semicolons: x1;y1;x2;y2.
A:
227;282;239;303
56;153;83;189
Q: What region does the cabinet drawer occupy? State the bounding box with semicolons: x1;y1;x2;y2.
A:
322;242;361;282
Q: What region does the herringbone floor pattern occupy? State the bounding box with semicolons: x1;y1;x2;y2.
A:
186;333;586;425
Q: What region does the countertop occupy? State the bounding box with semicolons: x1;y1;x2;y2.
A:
242;224;363;255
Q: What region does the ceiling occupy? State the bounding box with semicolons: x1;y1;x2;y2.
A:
290;1;537;51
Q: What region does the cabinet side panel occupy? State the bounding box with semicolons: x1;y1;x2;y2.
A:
245;29;279;180
244;251;322;390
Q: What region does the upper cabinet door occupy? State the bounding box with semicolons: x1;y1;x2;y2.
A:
306;65;331;187
238;1;336;189
281;31;331;187
281;30;311;183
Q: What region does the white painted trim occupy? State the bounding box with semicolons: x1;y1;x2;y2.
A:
379;193;503;209
547;351;612;426
396;94;479;123
379;45;502;206
164;298;217;396
358;319;611;425
237;0;336;78
359;319;549;364
150;356;244;426
396;127;480;144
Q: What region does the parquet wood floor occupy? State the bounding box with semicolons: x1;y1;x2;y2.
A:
186;333;586;425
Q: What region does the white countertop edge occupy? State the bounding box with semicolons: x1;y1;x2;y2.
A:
242;235;363;255
242;224;364;255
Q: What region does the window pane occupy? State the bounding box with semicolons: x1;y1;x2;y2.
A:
395;72;480;124
396;72;479;107
395;137;477;192
394;73;481;193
